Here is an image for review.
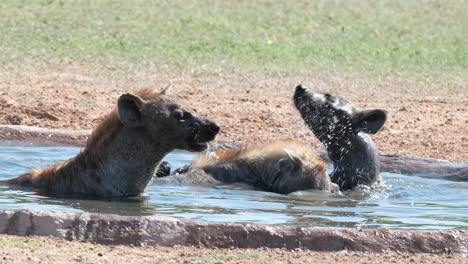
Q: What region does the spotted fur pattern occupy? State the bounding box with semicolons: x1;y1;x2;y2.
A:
185;140;339;194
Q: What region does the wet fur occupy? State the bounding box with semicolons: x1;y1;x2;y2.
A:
293;85;387;190
158;86;385;194
194;141;325;169
4;89;219;197
157;141;338;194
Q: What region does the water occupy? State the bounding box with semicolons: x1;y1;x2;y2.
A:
0;142;467;230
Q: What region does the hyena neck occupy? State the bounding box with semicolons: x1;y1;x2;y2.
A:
88;127;174;196
40;127;173;197
326;132;380;191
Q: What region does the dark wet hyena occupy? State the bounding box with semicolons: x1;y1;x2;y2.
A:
3;89;220;197
293;84;387;190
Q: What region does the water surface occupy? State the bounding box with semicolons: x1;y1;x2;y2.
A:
0;142;467;229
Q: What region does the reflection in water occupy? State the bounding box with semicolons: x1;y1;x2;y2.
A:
0;142;467;229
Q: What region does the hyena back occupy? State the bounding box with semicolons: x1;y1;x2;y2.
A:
156;140;339;194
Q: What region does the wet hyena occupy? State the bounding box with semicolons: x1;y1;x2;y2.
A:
157;85;386;193
155;140;339;194
3;89;220;197
293;84;387;190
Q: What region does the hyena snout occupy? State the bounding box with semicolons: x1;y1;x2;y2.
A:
293;84;306;106
198;117;220;139
294;84;307;98
186;117;221;152
207;121;221;134
294;84;331;105
293;84;324;114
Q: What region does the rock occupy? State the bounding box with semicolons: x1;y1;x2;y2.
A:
1;209;467;254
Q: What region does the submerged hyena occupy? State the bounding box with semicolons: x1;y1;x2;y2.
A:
155;140;339;194
191;140;339;194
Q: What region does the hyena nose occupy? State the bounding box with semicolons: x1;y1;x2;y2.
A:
209;122;221;134
295;84;307;96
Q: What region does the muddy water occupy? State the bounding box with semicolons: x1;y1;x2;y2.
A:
0;142;466;229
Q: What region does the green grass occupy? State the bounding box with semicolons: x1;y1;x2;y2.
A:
202;252;262;262
0;238;47;249
0;0;466;78
74;98;97;107
38;253;56;260
153;257;167;264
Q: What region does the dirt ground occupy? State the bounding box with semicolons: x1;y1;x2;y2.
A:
0;67;467;263
0;234;466;264
0;67;466;163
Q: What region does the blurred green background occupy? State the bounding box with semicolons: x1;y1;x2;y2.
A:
0;0;466;79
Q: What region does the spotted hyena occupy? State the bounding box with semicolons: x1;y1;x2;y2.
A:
155;140;339;194
157;85;386;193
293;84;387;190
3;89;220;197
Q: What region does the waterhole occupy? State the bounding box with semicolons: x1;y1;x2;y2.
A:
0;142;466;229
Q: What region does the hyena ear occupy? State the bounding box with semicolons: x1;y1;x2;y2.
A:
278;149;303;173
352;109;387;134
160;84;172;95
118;93;145;128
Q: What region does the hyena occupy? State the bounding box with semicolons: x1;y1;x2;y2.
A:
155;141;339;194
293;84;387;190
2;89;220;197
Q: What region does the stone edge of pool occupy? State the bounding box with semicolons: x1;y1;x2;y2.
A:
1;209;467;254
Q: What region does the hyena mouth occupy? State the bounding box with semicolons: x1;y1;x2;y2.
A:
186;129;219;152
188;139;210;152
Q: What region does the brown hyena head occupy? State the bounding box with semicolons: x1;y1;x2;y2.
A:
272;148;336;194
118;91;220;152
293;84;386;145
